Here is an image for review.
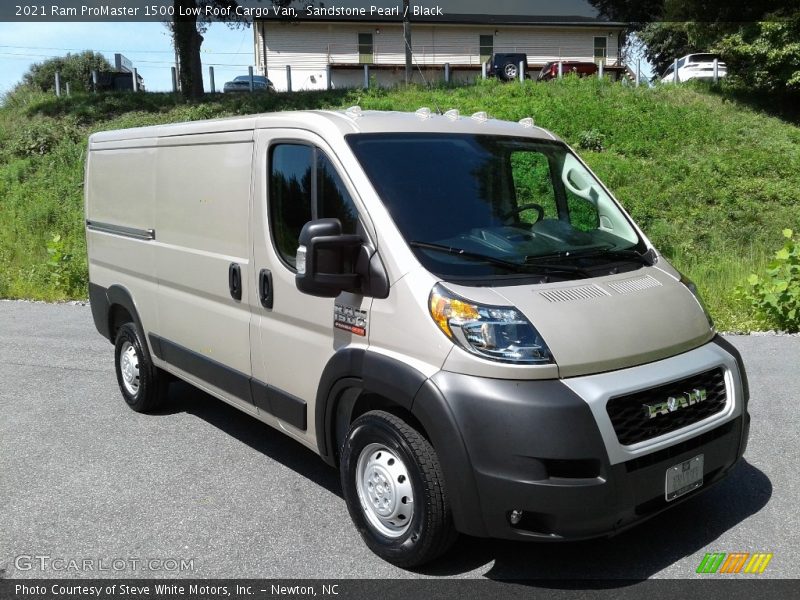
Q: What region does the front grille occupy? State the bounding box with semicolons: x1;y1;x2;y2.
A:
606;368;727;445
624;420;736;473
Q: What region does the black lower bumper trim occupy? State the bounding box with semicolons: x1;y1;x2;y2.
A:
481;416;744;541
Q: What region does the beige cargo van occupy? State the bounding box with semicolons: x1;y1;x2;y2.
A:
85;108;750;567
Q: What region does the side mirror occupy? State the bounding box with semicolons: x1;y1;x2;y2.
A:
295;219;362;298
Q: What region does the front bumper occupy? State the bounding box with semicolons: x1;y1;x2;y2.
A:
472;414;746;540
417;335;749;540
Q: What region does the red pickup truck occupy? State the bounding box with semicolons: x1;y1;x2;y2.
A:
537;61;598;81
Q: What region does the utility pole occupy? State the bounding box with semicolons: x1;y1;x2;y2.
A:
403;0;412;84
173;38;181;93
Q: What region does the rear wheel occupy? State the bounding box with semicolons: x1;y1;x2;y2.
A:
502;62;519;80
113;323;169;412
340;410;456;567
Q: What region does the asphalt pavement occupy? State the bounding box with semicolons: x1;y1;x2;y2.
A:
1;301;798;580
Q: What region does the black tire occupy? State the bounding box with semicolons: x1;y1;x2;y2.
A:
113;322;169;413
340;410;456;568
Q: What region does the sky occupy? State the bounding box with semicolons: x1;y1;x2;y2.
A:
0;21;256;94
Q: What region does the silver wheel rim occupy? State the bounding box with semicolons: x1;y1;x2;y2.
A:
505;64;517;78
119;341;140;396
355;443;414;538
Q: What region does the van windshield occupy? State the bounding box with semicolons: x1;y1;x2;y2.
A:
347;133;647;283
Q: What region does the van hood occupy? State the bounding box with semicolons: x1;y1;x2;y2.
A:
490;267;714;378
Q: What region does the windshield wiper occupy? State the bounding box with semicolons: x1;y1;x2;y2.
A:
409;241;589;277
569;247;657;266
527;247;657;267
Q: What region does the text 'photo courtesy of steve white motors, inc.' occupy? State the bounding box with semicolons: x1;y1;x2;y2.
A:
11;583;349;599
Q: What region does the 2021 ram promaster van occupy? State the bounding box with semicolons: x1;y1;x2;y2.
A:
85;108;750;567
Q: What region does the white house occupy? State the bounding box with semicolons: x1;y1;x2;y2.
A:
253;14;626;91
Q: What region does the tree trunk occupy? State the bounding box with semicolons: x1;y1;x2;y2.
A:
173;0;204;99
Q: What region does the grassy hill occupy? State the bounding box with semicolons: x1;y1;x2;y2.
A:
1;78;798;331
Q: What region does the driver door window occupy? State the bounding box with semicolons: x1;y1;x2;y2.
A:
269;143;359;269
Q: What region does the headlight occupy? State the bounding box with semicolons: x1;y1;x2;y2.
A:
680;273;714;329
428;284;553;364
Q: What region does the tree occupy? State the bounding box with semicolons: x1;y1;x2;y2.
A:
588;0;665;24
589;0;800;88
636;22;700;77
171;0;234;99
171;0;296;100
716;15;800;93
589;0;788;23
21;51;112;93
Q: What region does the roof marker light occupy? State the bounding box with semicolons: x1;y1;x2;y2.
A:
444;109;460;121
519;117;535;128
471;111;489;123
345;106;363;118
415;107;432;120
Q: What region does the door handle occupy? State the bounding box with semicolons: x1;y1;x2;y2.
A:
228;263;242;301
259;268;273;309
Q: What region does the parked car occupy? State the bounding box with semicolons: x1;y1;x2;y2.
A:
660;53;727;83
486;53;529;81
223;75;275;93
538;61;598;81
85;108;749;568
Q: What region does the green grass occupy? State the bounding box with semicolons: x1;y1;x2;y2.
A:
1;78;798;331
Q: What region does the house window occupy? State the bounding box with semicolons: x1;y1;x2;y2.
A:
594;36;607;64
358;33;374;64
479;35;493;63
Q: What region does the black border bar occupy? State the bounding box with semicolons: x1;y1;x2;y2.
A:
3;579;799;600
1;1;792;23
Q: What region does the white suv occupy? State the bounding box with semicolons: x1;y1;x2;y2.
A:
661;53;727;83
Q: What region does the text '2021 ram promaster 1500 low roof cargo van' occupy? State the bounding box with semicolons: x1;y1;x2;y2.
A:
85;107;750;567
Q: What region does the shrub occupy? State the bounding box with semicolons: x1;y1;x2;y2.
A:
9;119;82;157
578;128;605;152
21;51;112;93
743;229;800;332
10;121;60;157
45;234;87;298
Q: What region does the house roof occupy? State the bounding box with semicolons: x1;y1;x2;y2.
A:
257;14;626;27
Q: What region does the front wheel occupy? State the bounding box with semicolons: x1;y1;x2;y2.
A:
340;410;456;568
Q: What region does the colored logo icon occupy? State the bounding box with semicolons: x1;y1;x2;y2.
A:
697;552;773;574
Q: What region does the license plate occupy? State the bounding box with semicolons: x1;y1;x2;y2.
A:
665;455;704;501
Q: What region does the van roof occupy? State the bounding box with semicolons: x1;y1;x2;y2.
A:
88;109;559;144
